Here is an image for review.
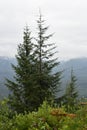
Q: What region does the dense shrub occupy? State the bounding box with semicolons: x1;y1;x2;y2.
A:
0;100;87;130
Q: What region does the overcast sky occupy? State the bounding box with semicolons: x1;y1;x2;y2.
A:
0;0;87;60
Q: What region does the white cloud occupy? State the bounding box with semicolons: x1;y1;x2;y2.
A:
0;0;87;60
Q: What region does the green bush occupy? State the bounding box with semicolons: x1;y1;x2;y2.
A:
10;101;66;130
0;100;87;130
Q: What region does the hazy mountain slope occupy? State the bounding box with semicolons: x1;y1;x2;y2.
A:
0;57;16;99
60;58;87;97
0;57;87;99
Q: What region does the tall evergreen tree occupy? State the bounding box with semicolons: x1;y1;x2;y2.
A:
6;26;37;113
6;14;61;113
63;69;78;112
33;14;61;104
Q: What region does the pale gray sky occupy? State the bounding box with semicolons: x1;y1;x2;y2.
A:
0;0;87;60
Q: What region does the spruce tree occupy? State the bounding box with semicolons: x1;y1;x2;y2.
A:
64;70;78;112
6;14;61;113
6;26;36;113
33;14;61;104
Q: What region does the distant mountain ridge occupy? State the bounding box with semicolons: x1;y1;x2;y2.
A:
0;57;87;99
60;58;87;97
0;57;16;99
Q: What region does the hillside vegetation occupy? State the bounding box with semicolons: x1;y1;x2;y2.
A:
0;100;87;130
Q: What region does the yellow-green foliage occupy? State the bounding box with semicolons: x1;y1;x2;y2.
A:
0;100;87;130
11;101;66;130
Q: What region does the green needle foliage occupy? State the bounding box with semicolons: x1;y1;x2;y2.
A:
6;14;61;113
33;14;61;102
63;70;78;112
6;26;36;113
